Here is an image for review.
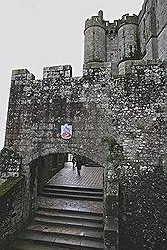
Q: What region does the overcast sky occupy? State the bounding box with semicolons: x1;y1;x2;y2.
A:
0;0;144;149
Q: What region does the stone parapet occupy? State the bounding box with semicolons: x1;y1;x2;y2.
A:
11;69;35;81
118;59;166;75
43;65;72;79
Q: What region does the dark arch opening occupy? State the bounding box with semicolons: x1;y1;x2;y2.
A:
29;152;68;194
29;152;103;196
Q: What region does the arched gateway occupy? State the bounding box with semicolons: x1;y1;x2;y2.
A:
0;0;167;247
1;60;166;249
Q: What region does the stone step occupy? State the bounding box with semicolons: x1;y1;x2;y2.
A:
27;224;103;239
39;191;103;201
11;241;76;250
38;206;103;218
11;241;84;250
34;215;103;231
42;187;103;197
36;208;103;223
13;230;104;250
45;184;103;193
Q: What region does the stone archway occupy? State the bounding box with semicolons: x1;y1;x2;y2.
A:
27;148;105;215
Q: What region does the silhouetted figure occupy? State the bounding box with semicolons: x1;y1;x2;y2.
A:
76;157;82;176
72;154;76;170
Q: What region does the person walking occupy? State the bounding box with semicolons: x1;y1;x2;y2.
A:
76;156;82;176
72;153;76;170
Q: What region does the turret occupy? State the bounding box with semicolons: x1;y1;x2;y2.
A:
84;10;106;66
117;14;140;63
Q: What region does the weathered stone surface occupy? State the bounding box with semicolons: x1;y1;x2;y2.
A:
0;177;25;250
5;62;166;170
2;0;167;248
0;147;22;183
3;59;166;249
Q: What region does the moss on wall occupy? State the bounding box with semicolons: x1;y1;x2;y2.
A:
0;177;22;199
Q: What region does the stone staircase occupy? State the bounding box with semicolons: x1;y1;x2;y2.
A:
11;165;104;250
40;185;103;201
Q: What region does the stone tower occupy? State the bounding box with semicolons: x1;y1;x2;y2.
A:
83;0;167;74
117;14;139;62
84;10;106;66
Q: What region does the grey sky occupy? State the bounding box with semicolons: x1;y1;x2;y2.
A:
0;0;144;149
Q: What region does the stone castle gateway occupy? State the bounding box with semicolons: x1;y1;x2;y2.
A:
0;0;166;249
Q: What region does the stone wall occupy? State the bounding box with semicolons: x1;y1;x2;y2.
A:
156;0;167;36
0;177;25;250
143;38;158;60
4;60;166;249
106;31;118;63
158;27;167;61
136;0;167;61
5;61;166;170
0;147;22;184
6;62;166;166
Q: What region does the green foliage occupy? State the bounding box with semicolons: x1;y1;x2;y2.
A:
102;136;118;149
136;122;145;130
128;130;136;140
102;137;125;163
0;177;22;198
107;153;125;162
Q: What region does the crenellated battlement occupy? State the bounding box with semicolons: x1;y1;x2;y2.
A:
105;14;138;32
85;12;138;33
43;65;72;79
117;14;138;29
11;68;35;81
84;10;106;32
84;11;140;73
